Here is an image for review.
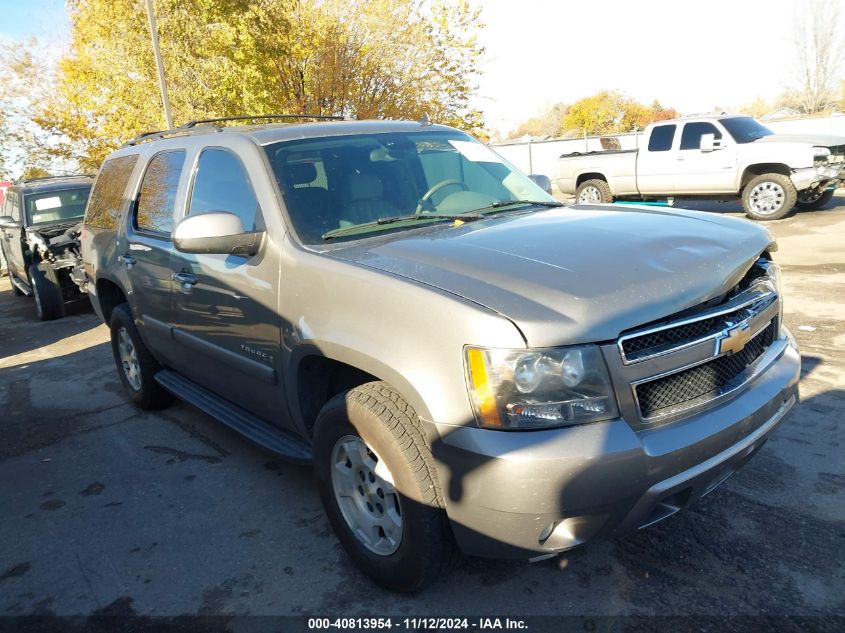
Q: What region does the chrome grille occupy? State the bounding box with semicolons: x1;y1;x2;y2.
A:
635;320;776;418
621;306;749;359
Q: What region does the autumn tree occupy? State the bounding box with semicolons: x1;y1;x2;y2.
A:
563;91;665;136
507;103;570;139
31;0;485;172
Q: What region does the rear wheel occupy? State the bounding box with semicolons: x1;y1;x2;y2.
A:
29;263;64;321
313;382;459;592
575;178;613;204
742;173;797;220
795;187;835;211
109;303;173;410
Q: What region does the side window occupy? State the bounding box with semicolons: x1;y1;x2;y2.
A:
134;150;186;235
648;125;676;152
86;155;139;230
188;148;260;231
5;192;20;221
680;122;723;150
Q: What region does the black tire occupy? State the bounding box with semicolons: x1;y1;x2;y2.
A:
795;187;835;211
575;178;613;204
29;263;65;321
741;173;797;221
109;303;173;410
313;381;459;593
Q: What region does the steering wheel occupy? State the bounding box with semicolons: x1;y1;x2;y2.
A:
414;180;468;214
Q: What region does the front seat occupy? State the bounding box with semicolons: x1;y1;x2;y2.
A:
277;163;338;242
342;171;399;225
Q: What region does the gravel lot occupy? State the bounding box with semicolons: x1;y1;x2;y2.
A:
0;199;843;625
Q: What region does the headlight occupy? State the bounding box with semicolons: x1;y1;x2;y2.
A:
758;257;784;333
465;345;619;430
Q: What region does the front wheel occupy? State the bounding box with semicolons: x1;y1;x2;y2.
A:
795;187;835;211
742;173;797;221
29;263;64;321
575;178;613;204
313;382;459;592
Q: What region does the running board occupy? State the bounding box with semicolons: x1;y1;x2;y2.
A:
154;369;312;464
9;274;32;296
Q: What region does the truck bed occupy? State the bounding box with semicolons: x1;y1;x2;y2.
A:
559;149;638;159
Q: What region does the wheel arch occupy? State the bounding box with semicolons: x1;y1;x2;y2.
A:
576;172;609;188
288;343;434;440
739;163;792;191
94;276;129;324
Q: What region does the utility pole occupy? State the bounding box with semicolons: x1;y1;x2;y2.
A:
144;0;174;129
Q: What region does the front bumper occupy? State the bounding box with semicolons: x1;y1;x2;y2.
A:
791;164;844;190
427;338;800;559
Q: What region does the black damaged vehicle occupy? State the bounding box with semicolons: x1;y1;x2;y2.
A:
0;175;93;320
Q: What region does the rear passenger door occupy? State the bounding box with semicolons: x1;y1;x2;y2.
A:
167;144;286;424
636;124;678;195
122;150;187;363
2;191;27;278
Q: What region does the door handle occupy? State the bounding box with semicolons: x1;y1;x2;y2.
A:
118;254;136;269
172;271;198;291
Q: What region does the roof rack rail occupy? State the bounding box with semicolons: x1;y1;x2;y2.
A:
121;113;347;148
181;114;346;128
21;174;95;184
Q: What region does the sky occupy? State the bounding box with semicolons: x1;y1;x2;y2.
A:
0;0;815;136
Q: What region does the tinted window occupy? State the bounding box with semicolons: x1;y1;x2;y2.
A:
134;151;185;235
87;155;139;230
648;125;676;152
25;187;91;225
680;122;723;150
189;148;260;231
720;116;774;144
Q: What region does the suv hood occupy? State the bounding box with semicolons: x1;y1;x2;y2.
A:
754;133;845;147
332;206;774;347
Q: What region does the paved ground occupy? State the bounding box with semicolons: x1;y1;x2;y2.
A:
0;199;843;622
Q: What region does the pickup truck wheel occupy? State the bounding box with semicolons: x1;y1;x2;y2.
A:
109;303;173;410
313;382;459;592
575;179;613;204
795;187;835;211
742;174;797;220
29;263;65;321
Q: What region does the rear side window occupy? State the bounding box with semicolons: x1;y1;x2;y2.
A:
680;122;723;150
648;125;676;152
188;148;260;231
86;155;139;230
134;150;186;235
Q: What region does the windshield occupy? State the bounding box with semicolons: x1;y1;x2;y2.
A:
24;186;92;226
720;117;774;144
264;130;556;243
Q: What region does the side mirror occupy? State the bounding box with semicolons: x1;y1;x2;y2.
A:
700;134;723;152
528;174;552;194
173;212;263;256
0;215;18;229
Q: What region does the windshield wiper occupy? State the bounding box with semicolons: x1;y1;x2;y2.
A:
468;199;564;214
322;213;482;241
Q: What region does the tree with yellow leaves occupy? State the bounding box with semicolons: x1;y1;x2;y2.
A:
31;0;485;172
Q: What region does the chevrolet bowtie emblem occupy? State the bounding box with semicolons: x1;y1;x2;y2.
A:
717;322;752;355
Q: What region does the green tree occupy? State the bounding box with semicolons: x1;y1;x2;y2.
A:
508;102;570;139
31;0;486;171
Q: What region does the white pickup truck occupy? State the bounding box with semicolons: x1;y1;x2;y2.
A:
557;115;845;220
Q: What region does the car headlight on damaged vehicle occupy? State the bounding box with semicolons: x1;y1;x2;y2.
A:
465;345;618;429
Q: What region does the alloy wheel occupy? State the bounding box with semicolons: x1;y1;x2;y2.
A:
331;435;403;556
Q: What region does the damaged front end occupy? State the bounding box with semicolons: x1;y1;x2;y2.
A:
25;222;88;299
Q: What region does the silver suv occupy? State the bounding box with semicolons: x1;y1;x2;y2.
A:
81;116;800;592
